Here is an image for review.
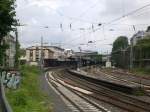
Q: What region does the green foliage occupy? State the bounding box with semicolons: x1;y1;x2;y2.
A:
133;37;150;62
15;39;20;68
111;36;129;68
136;37;150;47
0;43;9;66
0;0;18;67
13;89;27;106
20;48;26;57
131;67;150;77
6;65;52;112
112;36;129;52
0;0;17;40
90;54;102;62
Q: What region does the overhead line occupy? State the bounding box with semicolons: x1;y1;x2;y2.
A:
109;3;150;24
94;3;150;32
70;0;100;24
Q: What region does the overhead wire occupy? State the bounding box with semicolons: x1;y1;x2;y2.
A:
69;0;101;25
94;3;150;32
19;1;150;50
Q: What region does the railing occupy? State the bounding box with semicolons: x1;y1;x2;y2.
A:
0;82;13;112
0;68;21;112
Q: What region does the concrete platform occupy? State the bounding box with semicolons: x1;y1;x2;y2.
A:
68;70;144;95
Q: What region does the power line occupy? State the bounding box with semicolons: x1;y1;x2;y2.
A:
17;1;100;25
108;3;150;24
94;3;150;32
70;0;101;25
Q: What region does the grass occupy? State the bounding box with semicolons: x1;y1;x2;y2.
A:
131;67;150;76
6;65;53;112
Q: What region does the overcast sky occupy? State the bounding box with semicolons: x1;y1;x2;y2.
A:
16;0;150;53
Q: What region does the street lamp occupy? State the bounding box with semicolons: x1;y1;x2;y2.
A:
14;24;27;69
40;26;49;74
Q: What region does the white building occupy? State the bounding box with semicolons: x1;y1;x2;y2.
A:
64;49;74;58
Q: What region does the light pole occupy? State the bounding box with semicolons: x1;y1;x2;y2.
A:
39;26;49;74
14;25;26;69
15;29;19;69
130;25;138;69
130;42;133;69
40;36;44;74
77;47;82;71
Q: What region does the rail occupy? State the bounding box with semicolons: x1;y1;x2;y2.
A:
0;81;13;112
0;68;15;112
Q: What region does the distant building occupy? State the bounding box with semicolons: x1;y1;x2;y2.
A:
71;50;98;60
64;49;74;58
48;46;65;61
145;28;150;38
131;29;150;45
130;31;145;45
26;46;65;65
4;34;16;68
102;54;111;62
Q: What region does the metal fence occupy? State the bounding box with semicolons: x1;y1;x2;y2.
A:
111;47;150;69
0;68;13;112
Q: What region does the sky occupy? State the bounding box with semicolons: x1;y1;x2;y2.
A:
16;0;150;54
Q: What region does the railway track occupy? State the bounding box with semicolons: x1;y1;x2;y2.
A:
93;70;149;87
113;70;150;87
45;71;110;112
93;69;150;94
55;70;150;112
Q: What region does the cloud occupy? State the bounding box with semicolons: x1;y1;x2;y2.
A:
16;0;150;53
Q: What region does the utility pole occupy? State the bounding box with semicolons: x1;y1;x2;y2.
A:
40;36;44;74
130;25;136;69
77;47;82;71
15;29;19;69
130;42;133;69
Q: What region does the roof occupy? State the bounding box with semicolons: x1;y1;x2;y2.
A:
74;51;98;57
26;46;64;52
131;31;145;40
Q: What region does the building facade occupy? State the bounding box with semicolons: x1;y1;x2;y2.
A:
131;30;150;45
4;34;16;68
64;49;74;58
26;46;65;65
130;31;145;45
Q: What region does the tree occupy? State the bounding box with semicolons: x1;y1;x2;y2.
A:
146;26;150;32
112;36;129;52
20;48;26;57
111;36;129;68
133;37;150;67
0;0;17;66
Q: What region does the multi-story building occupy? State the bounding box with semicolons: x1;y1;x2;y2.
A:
130;31;145;45
26;46;65;65
4;34;16;68
131;29;150;46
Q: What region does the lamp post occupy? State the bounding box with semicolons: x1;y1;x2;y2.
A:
40;36;44;74
14;24;26;69
130;42;133;69
77;47;82;71
40;26;49;74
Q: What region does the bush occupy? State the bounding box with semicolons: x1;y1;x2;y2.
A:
6;65;52;112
